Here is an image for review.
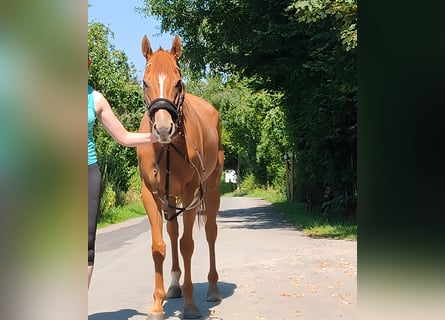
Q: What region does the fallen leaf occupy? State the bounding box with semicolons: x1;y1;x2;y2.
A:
308;284;319;293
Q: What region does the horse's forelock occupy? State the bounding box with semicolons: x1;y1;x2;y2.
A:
150;50;179;74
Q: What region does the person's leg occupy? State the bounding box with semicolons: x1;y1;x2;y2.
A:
88;163;102;289
88;265;94;288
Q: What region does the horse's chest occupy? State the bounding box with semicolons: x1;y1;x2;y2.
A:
146;156;198;193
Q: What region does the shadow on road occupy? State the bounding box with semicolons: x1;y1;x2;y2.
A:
163;281;237;319
217;203;295;230
97;219;149;252
88;308;147;320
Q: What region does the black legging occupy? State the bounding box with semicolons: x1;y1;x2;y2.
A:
88;163;102;266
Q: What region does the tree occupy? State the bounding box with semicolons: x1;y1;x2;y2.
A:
88;22;146;207
286;0;357;211
138;0;357;215
185;72;289;191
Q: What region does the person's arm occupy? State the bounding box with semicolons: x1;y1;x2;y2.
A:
93;90;157;146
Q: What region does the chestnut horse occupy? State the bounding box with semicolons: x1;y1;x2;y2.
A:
136;35;224;320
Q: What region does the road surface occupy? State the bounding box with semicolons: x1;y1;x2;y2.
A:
88;197;356;320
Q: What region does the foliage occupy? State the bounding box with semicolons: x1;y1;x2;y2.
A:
220;178;238;195
247;187;286;204
239;173;257;194
288;0;357;51
99;182;116;215
286;0;357;209
88;22;146;211
124;169;143;204
138;0;357;217
185;73;290;192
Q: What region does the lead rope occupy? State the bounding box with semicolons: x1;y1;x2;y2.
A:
152;145;165;197
163;145;171;220
160;143;196;221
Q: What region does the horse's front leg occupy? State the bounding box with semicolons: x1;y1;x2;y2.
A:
181;208;201;319
166;200;182;298
142;184;166;320
205;155;224;302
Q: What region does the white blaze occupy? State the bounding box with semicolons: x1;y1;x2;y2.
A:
158;73;166;98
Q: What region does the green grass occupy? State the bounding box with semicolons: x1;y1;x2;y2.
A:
97;202;146;229
272;201;357;240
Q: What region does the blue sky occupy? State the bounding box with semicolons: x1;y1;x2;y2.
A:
88;0;174;80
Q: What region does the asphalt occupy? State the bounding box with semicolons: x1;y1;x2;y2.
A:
88;196;357;320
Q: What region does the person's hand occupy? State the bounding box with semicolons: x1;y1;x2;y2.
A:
149;133;159;143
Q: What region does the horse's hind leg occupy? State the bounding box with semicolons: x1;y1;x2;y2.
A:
166;210;182;298
180;209;201;319
204;184;222;302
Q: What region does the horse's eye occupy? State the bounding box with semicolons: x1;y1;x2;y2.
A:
176;80;183;92
142;80;148;89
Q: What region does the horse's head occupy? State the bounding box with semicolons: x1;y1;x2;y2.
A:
141;35;185;144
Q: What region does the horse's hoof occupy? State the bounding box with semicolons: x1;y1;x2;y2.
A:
206;287;222;302
166;285;182;298
183;304;202;319
146;312;164;320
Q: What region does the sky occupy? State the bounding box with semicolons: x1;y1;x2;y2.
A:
88;0;174;80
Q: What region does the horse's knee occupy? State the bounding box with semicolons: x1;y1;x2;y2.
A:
152;241;166;259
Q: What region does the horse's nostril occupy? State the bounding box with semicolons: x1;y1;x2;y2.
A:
169;123;176;136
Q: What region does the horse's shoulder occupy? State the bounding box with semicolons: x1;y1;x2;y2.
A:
186;93;209;105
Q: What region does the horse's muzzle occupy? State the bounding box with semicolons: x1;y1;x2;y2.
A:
153;122;175;144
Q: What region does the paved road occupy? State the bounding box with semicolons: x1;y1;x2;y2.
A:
88;197;356;320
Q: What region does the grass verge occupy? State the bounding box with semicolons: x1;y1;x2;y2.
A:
272;201;357;240
98;202;146;229
228;188;357;240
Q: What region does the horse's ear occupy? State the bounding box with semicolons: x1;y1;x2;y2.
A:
171;35;182;59
142;35;153;60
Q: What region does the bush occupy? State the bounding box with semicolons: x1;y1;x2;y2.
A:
124;169;143;204
240;173;256;193
220;177;237;195
100;182;116;217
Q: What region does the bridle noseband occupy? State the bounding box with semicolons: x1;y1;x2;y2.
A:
146;98;180;123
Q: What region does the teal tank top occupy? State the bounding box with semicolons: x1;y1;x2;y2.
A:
88;85;98;165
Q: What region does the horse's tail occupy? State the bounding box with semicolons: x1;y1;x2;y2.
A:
196;197;207;228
